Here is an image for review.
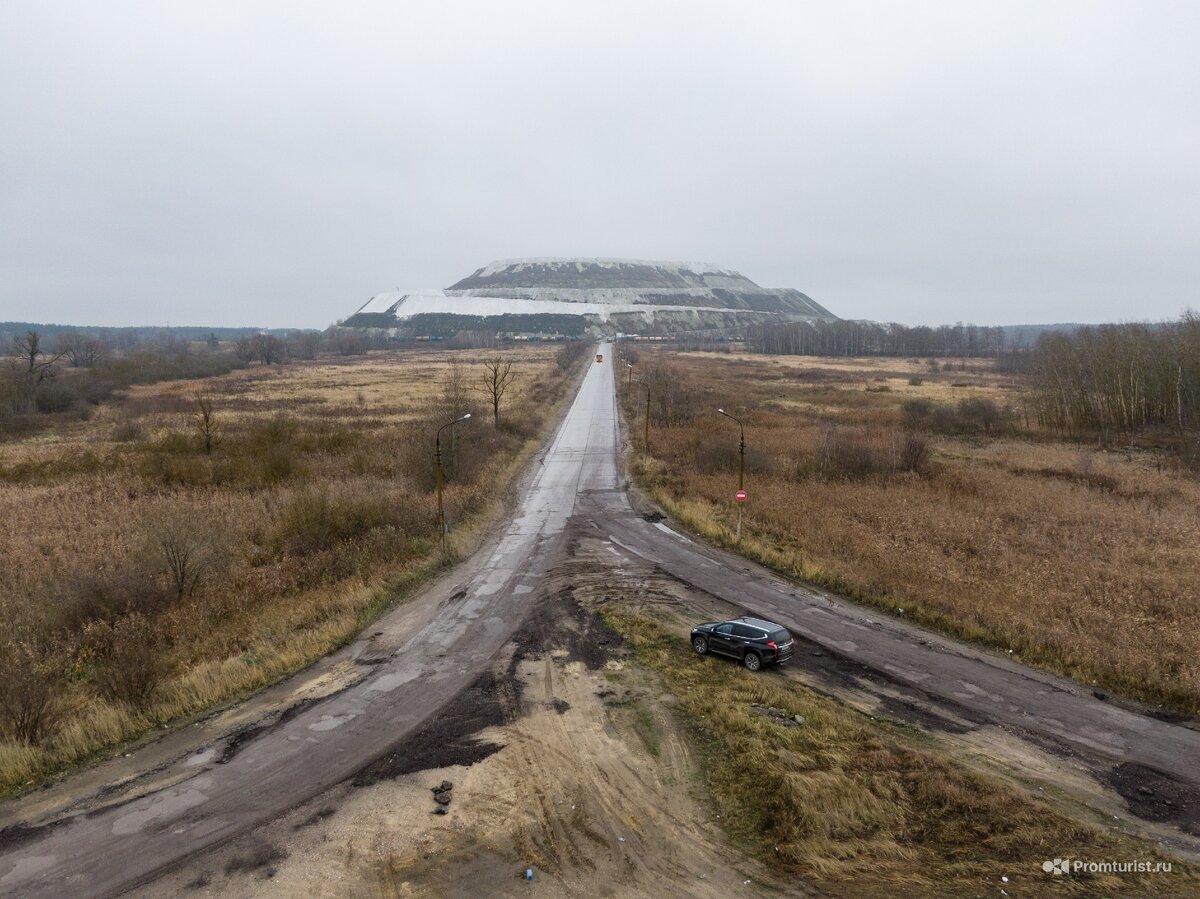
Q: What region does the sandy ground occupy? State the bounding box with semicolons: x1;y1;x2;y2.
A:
139;571;803;899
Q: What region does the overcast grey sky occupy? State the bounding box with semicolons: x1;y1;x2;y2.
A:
2;1;1197;329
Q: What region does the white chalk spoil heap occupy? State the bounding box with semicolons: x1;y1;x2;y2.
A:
347;257;836;333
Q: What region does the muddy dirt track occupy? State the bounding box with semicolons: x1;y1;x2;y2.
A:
1;343;1199;896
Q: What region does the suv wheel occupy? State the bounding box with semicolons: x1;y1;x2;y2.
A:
692;636;709;655
743;651;762;671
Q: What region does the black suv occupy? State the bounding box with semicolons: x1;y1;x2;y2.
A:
690;616;794;671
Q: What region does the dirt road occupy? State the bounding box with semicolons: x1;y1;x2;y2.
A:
1;342;1198;897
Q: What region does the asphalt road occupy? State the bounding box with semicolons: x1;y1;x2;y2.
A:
0;345;620;898
2;341;1198;896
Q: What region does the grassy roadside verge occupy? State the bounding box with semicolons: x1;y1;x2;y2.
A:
0;347;592;796
603;610;1189;896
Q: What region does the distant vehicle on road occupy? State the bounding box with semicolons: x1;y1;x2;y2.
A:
596;353;604;363
690;616;794;670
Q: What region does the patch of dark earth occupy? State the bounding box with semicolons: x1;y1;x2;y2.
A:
1104;763;1200;837
351;669;511;787
351;594;625;787
511;587;627;672
0;817;68;853
223;837;288;878
874;695;976;735
1146;706;1200;731
292;805;336;830
218;694;328;765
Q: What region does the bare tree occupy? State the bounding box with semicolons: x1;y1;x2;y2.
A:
193;393;222;455
479;357;516;425
57;332;108;368
234;338;257;364
331;331;369;356
251;333;286;365
289;332;320;360
145;512;225;600
10;331;64;413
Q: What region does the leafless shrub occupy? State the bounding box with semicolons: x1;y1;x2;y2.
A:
271;487;397;555
193;393;222;455
902;398;1014;435
555;341;589;371
85;612;171;706
645;362;701;425
212;415;300;486
112;417;144;442
0;642;58;743
58;567;172;630
813;428;929;479
898;434;930;473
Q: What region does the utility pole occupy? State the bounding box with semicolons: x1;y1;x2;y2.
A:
718;409;746;542
435;413;471;554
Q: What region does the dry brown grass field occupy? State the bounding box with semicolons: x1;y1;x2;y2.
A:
0;343;586;792
620;348;1200;715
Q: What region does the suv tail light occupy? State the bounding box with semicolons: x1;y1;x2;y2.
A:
768;641;778;654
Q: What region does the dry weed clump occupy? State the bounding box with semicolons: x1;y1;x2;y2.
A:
623;349;1200;713
0;344;581;792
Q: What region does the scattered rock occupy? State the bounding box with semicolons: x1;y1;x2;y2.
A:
433;805;448;815
750;703;803;728
430;780;455;808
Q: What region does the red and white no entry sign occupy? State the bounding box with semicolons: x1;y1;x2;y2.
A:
735;490;747;502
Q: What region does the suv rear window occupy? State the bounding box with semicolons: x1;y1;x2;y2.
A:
769;629;790;643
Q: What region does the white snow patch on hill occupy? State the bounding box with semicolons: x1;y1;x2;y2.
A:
354;291;727;322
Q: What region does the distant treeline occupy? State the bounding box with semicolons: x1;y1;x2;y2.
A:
746;320;1013;357
0;326;379;433
0;322;311;344
1027;314;1200;442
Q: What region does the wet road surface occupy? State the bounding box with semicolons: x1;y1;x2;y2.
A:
2;341;1199;896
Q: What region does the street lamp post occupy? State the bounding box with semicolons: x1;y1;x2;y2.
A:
435;413;471;554
717;408;745;542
